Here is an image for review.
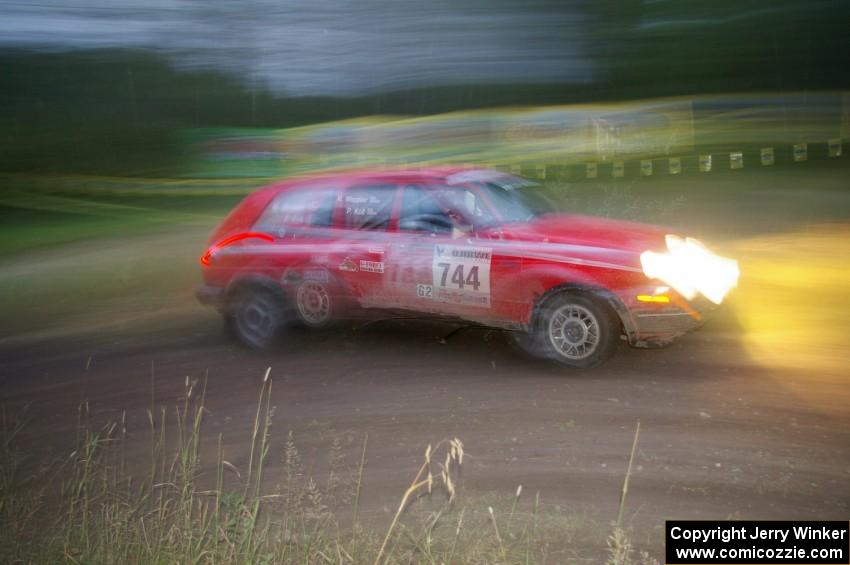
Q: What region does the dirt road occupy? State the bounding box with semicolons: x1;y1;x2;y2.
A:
2;297;848;554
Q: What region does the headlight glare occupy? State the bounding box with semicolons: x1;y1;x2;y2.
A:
640;235;739;305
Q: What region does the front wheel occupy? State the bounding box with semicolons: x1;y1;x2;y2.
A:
227;288;287;349
525;293;620;369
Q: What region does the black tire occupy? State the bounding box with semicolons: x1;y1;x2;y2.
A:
524;292;620;369
226;287;287;349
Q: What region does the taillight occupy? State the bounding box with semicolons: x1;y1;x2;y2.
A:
200;232;274;266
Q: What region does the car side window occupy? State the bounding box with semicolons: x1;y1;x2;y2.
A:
254;187;338;232
342;184;396;230
398;184;454;234
436;184;494;223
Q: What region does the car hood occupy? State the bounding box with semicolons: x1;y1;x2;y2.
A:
480;213;670;264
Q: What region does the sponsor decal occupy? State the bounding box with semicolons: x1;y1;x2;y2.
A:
432;245;492;308
416;284;433;299
367;247;385;255
310;254;329;264
359;260;384;274
338;257;358;272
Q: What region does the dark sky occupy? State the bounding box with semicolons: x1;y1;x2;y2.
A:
0;0;595;95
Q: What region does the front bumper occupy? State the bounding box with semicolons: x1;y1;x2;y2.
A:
627;296;716;348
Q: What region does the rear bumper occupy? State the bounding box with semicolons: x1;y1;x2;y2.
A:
196;284;224;307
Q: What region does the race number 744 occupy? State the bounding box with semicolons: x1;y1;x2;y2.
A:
436;262;481;291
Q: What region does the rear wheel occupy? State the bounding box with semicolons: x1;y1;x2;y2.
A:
294;279;334;328
227;287;286;349
524;292;619;369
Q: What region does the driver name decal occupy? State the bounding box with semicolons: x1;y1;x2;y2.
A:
432;245;492;307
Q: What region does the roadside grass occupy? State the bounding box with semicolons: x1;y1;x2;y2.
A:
0;371;657;564
0;189;244;257
0;180;243;338
0;226;205;339
544;159;850;239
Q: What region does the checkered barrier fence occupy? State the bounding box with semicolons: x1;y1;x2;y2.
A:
2;138;844;196
493;138;843;181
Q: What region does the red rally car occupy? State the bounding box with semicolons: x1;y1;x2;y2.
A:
197;167;739;368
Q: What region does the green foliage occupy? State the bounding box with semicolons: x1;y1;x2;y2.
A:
0;48;280;176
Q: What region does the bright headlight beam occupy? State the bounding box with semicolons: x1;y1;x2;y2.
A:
640;235;740;305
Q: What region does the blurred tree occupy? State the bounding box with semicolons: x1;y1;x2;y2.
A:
0;49;280;174
1;0;848;175
590;0;850;97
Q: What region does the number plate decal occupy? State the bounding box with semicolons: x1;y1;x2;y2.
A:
416;284;433;299
432;245;492;307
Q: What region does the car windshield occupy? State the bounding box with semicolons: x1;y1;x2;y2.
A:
446;170;555;227
476;181;555;225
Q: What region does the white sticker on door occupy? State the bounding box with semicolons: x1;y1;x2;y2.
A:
432;245;492;307
360;260;384;274
416;284;433;299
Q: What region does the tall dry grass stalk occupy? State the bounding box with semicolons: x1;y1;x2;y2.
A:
0;375;660;564
617;420;640;528
373;438;464;565
605;420;661;565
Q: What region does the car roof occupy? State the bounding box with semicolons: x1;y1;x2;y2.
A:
258;165;501;196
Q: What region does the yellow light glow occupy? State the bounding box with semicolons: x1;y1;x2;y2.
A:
636;294;670;303
640;235;739;304
732;224;850;379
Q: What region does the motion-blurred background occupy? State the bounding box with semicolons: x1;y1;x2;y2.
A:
1;0;848;176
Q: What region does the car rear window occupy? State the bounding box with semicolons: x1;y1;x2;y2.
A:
254;187;338;231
